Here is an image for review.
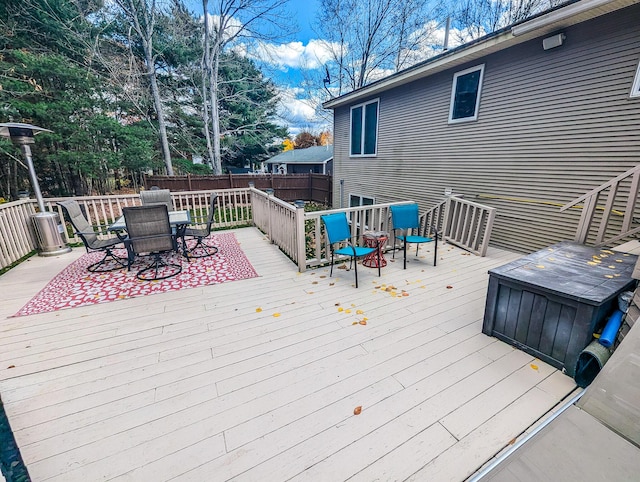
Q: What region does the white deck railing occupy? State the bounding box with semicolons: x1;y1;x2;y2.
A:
1;189;496;272
560;164;640;247
0;200;38;268
441;196;496;256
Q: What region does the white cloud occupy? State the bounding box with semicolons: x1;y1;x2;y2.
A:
275;87;331;136
254;39;337;70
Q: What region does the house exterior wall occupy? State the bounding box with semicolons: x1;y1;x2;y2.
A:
331;4;640;253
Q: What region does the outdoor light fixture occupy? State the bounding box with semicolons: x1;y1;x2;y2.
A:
0;122;71;256
542;33;566;50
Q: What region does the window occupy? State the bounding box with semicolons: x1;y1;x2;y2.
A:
349;194;375;207
631;61;640;98
350;99;379;156
449;64;485;123
349;194;375;229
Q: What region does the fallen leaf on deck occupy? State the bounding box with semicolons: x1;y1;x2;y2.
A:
338;307;344;312
273;313;281;317
356;309;364;314
402;292;410;297
345;309;352;313
320;275;327;278
446;285;453;289
352;322;358;325
530;364;538;371
353;406;362;415
608;265;615;269
587;261;598;266
312;281;318;284
605;275;614;279
335;302;341;306
7;365;15;369
508;438;516;445
359;320;367;325
329;283;335;286
256;307;262;312
536;265;545;269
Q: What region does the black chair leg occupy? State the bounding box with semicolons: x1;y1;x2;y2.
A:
329;252;334;277
353;256;358;288
403;241;408;269
434;236;438;266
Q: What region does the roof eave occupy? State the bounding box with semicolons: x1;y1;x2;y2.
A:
323;0;638;110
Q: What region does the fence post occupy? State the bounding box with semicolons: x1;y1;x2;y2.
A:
295;203;306;272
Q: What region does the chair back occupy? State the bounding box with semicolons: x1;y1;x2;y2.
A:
204;193;218;232
58;199;98;246
123;205;173;254
140;189;173;212
390;204;420;231
321;212;352;245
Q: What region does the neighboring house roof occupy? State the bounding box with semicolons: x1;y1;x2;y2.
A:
323;0;637;109
266;145;333;165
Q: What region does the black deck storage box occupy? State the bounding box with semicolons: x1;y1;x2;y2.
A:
482;242;637;377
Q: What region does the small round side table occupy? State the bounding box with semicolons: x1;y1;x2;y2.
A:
362;231;389;268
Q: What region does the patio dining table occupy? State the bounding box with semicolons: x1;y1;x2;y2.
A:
108;209;192;257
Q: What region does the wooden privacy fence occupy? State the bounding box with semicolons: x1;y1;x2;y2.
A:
145;173;332;205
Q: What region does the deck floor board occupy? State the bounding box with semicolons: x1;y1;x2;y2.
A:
0;227;577;481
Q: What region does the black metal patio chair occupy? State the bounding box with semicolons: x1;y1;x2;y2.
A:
140;188;173;212
123;205;182;281
183;193;219;259
58;199;128;272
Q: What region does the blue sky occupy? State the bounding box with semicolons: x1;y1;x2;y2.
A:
185;0;328;136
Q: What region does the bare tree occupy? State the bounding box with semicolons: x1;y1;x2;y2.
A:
451;0;566;43
316;0;445;95
112;0;174;175
201;0;291;175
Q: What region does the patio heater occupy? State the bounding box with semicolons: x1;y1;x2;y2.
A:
0;122;71;256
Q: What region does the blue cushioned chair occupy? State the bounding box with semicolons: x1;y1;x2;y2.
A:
390;203;438;269
321;212;379;288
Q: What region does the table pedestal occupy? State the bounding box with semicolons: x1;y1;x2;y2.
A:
363;231;388;268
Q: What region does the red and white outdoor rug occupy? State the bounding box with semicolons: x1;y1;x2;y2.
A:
13;232;258;317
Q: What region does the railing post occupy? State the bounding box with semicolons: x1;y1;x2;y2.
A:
295;202;306;272
442;196;453;239
265;188;274;243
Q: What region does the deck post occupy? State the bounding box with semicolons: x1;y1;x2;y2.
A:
295;204;307;272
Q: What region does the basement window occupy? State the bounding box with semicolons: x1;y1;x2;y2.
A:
449;64;485;123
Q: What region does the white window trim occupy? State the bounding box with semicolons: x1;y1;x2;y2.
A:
448;64;485;124
630;60;640;98
349;98;379;157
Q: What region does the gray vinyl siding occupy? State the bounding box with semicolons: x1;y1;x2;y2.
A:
331;3;640;253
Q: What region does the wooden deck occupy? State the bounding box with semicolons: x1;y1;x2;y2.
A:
0;228;577;481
